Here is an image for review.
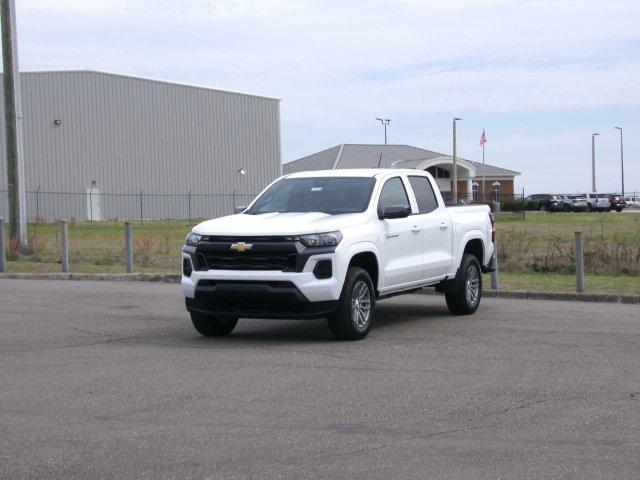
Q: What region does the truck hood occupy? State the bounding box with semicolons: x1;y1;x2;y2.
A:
193;212;366;236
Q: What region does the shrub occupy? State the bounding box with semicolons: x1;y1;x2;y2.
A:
524;200;540;211
501;200;525;212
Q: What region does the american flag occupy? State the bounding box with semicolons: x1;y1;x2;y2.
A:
479;129;487;146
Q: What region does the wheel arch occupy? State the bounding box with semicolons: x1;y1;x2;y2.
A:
344;243;380;294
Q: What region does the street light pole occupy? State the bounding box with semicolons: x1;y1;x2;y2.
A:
591;133;599;193
375;118;390;145
1;0;28;251
615;127;624;197
452;117;462;203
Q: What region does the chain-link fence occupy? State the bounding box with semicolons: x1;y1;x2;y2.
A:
0;189;258;223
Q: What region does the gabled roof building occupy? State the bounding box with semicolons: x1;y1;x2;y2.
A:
284;144;521;202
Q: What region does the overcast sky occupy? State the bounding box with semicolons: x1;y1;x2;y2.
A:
15;0;640;193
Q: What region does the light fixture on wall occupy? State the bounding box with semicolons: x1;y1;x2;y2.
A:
53;119;62;125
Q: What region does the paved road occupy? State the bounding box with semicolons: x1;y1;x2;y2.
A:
1;279;639;480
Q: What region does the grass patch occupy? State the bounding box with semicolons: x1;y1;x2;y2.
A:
486;271;640;295
2;213;640;295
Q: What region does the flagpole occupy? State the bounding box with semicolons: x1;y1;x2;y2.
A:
482;143;486;203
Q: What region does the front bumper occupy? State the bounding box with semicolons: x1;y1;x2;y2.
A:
185;280;337;319
181;250;343;319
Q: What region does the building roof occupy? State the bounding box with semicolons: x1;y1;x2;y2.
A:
283;144;520;177
21;69;281;101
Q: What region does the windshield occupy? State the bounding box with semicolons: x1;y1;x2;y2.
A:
568;195;585;200
247;177;376;215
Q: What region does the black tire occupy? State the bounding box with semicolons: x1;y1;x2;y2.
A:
587;204;593;212
327;267;375;341
445;254;482;315
190;312;238;337
616;207;623;212
539;204;547;212
563;204;571;212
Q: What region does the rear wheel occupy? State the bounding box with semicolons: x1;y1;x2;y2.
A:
539;204;547;212
327;267;375;341
445;254;482;315
616;207;623;212
190;312;238;337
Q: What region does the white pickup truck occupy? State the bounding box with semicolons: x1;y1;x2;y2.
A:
182;169;496;340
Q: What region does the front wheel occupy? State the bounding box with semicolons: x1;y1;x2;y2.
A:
190;312;238;337
327;267;375;341
445;254;482;315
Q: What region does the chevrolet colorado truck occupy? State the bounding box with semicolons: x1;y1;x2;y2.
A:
182;169;496;340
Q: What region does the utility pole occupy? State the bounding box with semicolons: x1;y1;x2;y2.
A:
452;117;462;203
591;132;599;193
375;118;390;144
1;0;28;251
615;127;624;197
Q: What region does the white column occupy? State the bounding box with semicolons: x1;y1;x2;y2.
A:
466;179;473;201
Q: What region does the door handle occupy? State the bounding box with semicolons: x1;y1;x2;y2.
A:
411;225;421;233
439;223;449;230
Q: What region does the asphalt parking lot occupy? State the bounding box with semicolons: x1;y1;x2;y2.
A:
1;279;639;480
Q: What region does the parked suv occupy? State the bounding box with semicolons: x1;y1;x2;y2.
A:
182;169;496;340
584;193;611;211
526;194;563;212
609;194;626;212
559;195;589;212
624;195;640;208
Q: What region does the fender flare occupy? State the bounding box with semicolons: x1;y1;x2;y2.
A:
338;241;381;288
454;231;487;271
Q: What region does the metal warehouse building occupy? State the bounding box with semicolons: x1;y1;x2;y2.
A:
0;70;282;221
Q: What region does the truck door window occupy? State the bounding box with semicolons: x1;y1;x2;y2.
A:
408;176;438;214
378;177;410;217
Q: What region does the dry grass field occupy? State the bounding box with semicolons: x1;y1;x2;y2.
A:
3;211;640;294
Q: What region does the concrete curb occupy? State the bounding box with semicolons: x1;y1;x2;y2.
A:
0;272;181;283
1;272;639;305
417;287;640;305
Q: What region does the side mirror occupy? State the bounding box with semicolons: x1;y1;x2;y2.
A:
379;204;411;219
234;205;248;214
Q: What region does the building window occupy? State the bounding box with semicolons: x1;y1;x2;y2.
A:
426;166;450;179
472;183;479;201
492;182;501;202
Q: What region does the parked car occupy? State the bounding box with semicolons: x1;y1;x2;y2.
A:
559;195;589;212
182;169;496;340
526;194;563;212
624;195;640;208
584;193;611;211
609;194;626;212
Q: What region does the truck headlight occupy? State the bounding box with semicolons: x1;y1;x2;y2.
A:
185;232;202;246
298;231;343;248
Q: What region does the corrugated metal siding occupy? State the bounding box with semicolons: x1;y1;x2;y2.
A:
0;70;281;220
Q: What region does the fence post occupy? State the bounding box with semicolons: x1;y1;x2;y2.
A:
522;188;525;220
125;221;133;273
35;185;40;221
61;219;69;273
188;189;192;225
0;217;6;273
491;241;499;290
139;190;144;226
575;231;584;293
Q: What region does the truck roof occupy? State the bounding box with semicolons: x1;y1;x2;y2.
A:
284;168;426;178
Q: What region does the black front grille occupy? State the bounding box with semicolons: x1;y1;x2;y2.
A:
195;238;299;271
198;251;296;271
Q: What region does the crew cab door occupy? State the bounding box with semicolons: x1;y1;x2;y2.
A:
407;175;454;279
377;176;425;288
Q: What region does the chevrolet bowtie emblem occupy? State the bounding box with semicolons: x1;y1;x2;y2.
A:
230;242;253;253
